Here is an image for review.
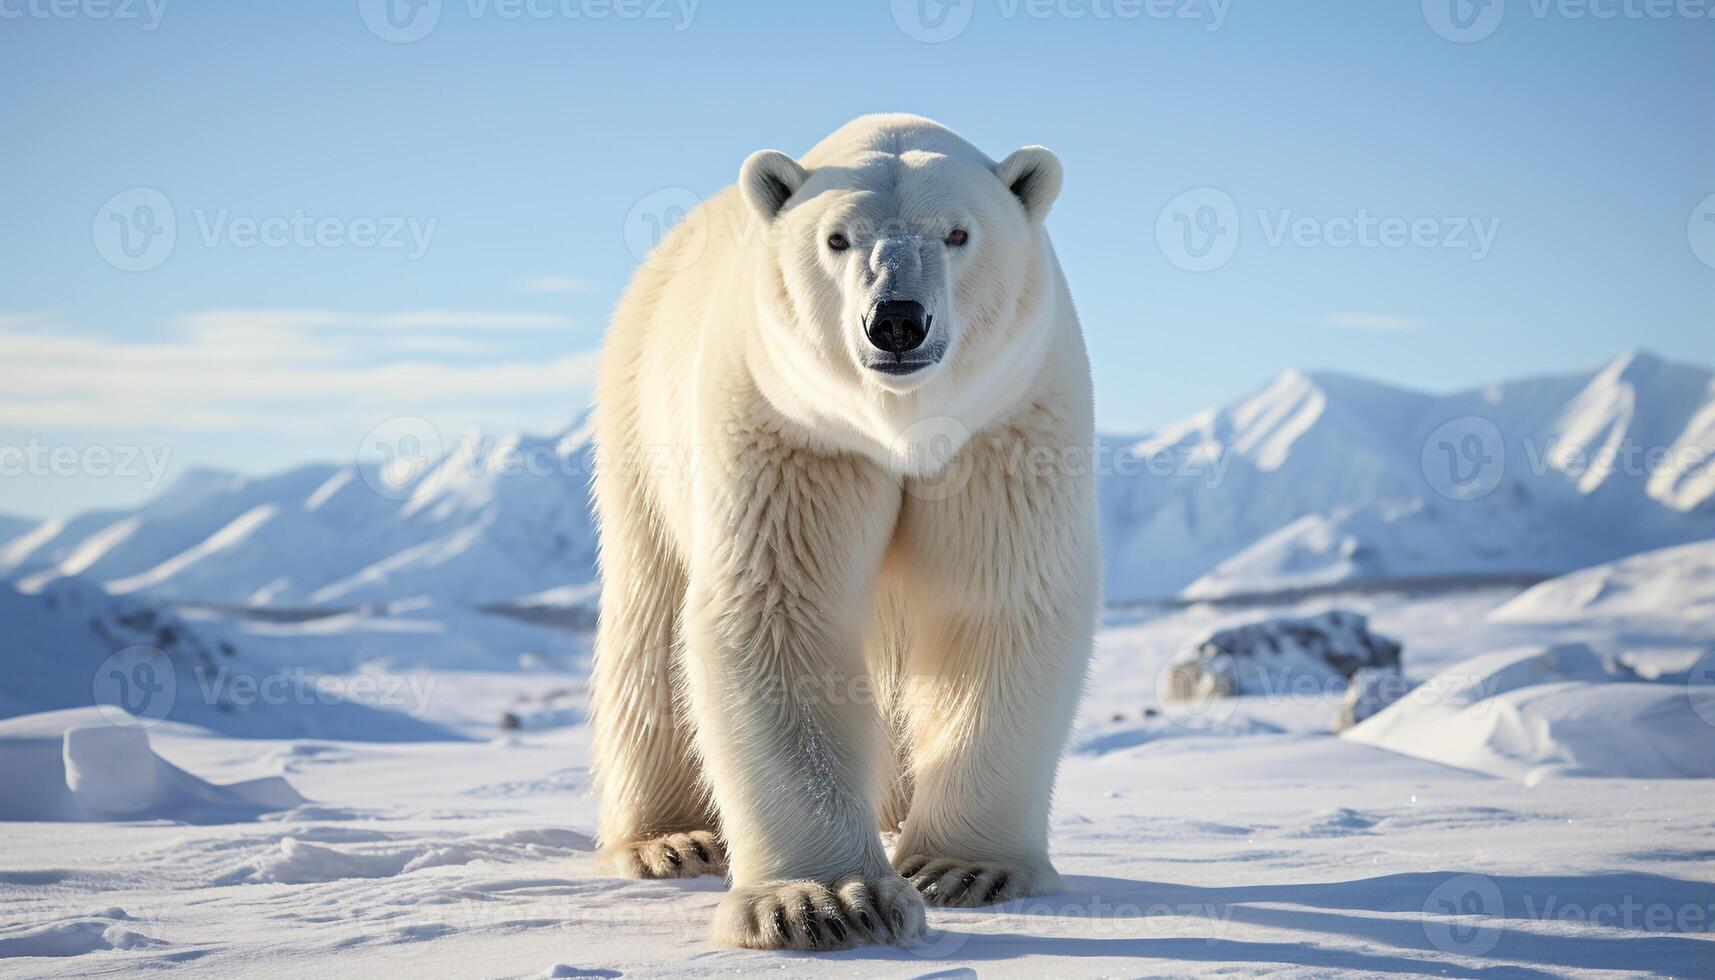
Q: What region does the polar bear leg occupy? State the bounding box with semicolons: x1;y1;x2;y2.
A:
683;438;924;949
866;579;917;836
589;468;720;879
891;410;1099;907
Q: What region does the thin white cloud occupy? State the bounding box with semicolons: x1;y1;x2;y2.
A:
0;311;599;434
1322;312;1422;332
177;309;579;332
517;276;594;294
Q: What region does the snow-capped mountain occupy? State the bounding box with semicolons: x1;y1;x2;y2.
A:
1;422;599;609
3;351;1711;608
0;575;238;721
1105;349;1714;600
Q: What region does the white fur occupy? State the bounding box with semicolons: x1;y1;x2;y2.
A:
589;114;1099;951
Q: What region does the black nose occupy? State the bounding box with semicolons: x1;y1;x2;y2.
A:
866;300;929;355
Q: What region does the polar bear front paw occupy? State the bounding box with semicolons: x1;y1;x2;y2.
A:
713;874;926;950
893;854;1058;908
603;830;727;879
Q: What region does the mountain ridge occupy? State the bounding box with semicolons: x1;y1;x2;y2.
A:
3;350;1711;607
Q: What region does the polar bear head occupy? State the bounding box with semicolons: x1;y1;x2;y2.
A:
735;115;1063;458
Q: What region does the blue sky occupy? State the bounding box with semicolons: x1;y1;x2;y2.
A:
1;0;1711;518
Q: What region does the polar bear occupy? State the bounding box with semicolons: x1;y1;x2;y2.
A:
589;114;1099;950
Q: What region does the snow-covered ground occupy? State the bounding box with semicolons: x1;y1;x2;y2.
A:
3;544;1712;977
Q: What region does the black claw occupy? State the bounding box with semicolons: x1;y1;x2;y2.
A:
919;860;956;884
690;839;711;863
856;908;875;932
946;871;978;901
981;873;1010;904
663;846;682;867
827;916;848;943
798;898;821;942
771;906;789;940
899;859;927;878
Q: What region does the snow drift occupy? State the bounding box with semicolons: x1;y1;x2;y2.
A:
0;708;304;822
1490;538;1715;624
1342;643;1715;782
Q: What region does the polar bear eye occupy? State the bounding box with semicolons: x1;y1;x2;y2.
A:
946;228;969;247
826;232;850;252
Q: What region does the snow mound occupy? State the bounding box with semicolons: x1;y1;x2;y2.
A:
0;909;164;958
1491;539;1715;623
219;826;593;884
1343;644;1715;781
1164;610;1401;699
1076;714;1284;755
0;708;305;822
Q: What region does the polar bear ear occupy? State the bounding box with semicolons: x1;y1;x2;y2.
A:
739;149;809;222
996;146;1063;223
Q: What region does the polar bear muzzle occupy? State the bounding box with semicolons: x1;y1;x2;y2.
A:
865;300;929;357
